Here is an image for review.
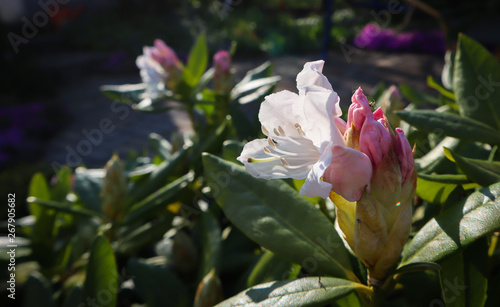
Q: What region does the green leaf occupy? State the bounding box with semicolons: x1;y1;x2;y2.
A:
193;67;215;95
127;258;188;307
414;137;461;173
22;272;55;307
428;75;456;101
116;217;173;255
202;153;356;281
28;173;57;258
26;197;103;219
393;262;441;276
231;76;281;101
438;252;466;307
396;110;500;145
444;147;500;186
416;175;466;205
124;172;191;224
222;140;244;163
128;146;190;205
183;34;208;87
74;168;102;213
247;250;293;288
237;84;276;105
453;34;500;130
82;235;118;307
50;166;72;202
438;238;488;307
197;211;222;282
399;84;440;106
149;133;173;160
402;182;500;265
28;173;50;219
442;50;455;90
100;83;147;104
215;277;371;307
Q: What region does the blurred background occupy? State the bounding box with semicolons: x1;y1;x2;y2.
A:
1;0;500;212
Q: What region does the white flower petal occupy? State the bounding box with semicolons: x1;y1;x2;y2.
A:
294;89;345;152
299;143;334;198
259;91;300;137
237;136;319;180
296;60;333;92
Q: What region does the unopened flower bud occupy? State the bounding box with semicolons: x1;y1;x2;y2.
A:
213;50;233;94
101;154;127;221
332;88;416;285
193;268;223;307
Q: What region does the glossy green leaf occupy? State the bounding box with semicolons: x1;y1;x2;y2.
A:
50;166;72;202
202;153;356;281
438;238;488;307
444;147;500;186
438;252;466;307
198;211;222;282
82;235;118;307
189;117;231;165
132;98;180;113
222;140;244;163
453;34;500;130
128;146;190;205
416;175;465;205
74;168;102;213
184;34;208;87
28;173;50;219
124;172;191;224
414;137;461;173
149;133;173;160
402;182;500;265
399;84;440;106
215;277;371;307
238;61;274;85
396;110;500;145
231;76;281;101
394;262;441;276
100;83;147;104
237;83;276;105
116;217;173;255
428;75;456;100
247;250;293;288
127;258;188;307
26;197;103;219
442;50;455;90
22;272;55;307
193;67;215;95
28;173;57;259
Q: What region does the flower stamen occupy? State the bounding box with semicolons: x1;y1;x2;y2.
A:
262;126;269;136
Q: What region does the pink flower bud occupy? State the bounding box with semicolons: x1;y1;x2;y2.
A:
151;39;182;70
213;50;233;94
213;50;231;76
347;87;372;130
395;128;414;185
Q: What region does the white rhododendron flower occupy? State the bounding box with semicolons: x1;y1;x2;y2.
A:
237;60;372;200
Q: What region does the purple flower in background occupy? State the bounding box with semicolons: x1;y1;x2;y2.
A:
354;24;445;54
